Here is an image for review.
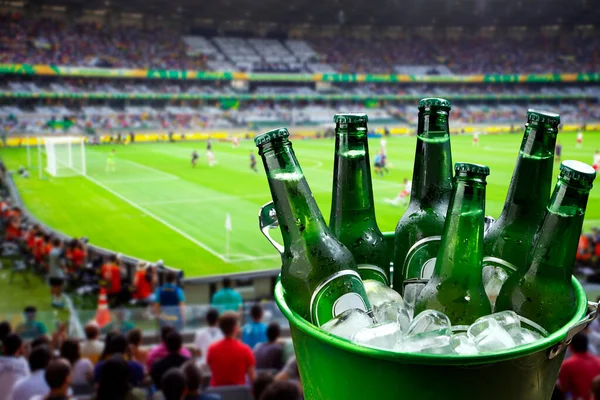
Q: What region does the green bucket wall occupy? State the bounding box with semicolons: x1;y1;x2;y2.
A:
275;277;592;400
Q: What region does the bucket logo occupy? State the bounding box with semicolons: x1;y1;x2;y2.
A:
402;236;442;280
481;256;518;275
357;264;389;285
310;270;369;327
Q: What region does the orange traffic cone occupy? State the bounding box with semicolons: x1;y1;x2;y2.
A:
95;288;111;328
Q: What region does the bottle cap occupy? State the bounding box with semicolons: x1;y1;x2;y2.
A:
418;98;451;111
454;162;490;177
333;113;368;124
254;128;290;147
526;109;561;127
559;160;596;188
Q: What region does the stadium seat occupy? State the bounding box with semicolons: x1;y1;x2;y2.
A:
205;385;253;400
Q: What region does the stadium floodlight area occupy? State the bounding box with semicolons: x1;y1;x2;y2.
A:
43;136;87;177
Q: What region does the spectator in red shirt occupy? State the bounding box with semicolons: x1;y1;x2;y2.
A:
65;238;86;276
101;254;122;302
559;333;600;400
132;262;156;304
207;311;256;387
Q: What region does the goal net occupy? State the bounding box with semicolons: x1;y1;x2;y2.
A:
43;136;87;177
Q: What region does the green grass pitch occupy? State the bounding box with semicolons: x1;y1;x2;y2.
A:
2;131;599;278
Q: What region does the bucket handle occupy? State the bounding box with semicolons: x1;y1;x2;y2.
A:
548;301;599;360
258;201;284;255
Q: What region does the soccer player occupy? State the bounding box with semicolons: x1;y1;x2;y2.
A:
384;178;412;207
380;151;389;175
472;132;480;146
380;137;387;154
554;141;562;163
576;131;583;148
206;138;216;167
373;152;382;176
593;150;600;171
250;152;258;172
106;149;116;172
232;136;240;148
191;150;199;168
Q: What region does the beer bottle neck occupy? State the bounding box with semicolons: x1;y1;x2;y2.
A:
525;181;590;282
498;122;557;222
330;131;376;230
434;177;486;280
260;142;327;246
411;110;453;205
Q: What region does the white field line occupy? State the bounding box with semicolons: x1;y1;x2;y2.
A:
82;174;229;262
139;193;270;206
119;158;181;180
228;254;281;263
101;177;179;184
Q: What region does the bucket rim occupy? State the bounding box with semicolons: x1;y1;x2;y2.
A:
274;276;588;366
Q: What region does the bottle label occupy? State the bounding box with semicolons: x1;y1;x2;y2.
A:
402;236;442;280
357;264;389;285
310;270;370;327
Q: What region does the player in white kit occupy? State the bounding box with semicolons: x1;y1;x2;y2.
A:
576;132;583;148
385;178;412;206
593;150;600;171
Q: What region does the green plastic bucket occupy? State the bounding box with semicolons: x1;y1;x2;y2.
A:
259;202;597;399
275;279;594;400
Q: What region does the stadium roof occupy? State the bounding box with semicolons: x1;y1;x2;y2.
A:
19;0;600;27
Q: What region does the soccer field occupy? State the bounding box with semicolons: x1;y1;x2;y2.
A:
2;131;600;277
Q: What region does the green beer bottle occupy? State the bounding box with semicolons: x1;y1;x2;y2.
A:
329;113;389;285
393;98;453;289
255;128;373;327
414;163;491;325
484;110;560;275
495;160;596;332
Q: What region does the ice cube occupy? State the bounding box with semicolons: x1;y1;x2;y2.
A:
364;279;404;308
483;266;508;311
402;281;426;319
406;310;451;339
353;322;403;350
508;327;543;346
468;318;516;352
452;333;479;355
373;301;412;332
469;311;521;337
396;334;456;355
321;308;374;340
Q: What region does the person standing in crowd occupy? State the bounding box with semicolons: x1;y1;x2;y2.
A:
211;278;243;312
150;331;189;390
9;345;52;400
93;357;145;400
80;322;104;364
559;333;600;400
259;381;301;400
60;338;93;385
65;238;86;278
94;334;144;387
154;271;186;330
48;238;66;308
0;321;12;346
30;358;72;400
147;326;192;370
242;304;267;350
127;329;149;365
193;308;223;373
0;334;29;400
254;323;284;370
207;312;255;387
15;306;48;340
101;254;122;306
181;361;221;400
132;262;156;305
253;373;274;400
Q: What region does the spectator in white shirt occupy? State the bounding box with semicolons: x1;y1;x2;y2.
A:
0;334;30;400
10;345;52;400
80;322;104;364
193;308;223;372
60;338;93;384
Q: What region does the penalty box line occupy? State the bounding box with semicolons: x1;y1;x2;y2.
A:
82;174;229;262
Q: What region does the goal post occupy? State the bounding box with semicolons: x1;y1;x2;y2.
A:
43;136;87;177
